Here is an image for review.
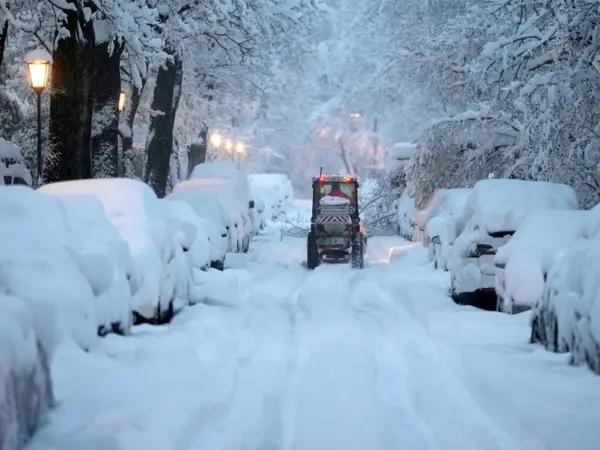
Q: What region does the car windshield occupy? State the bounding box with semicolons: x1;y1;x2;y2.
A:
318;182;356;205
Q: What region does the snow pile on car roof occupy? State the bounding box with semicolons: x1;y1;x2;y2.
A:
457;179;579;234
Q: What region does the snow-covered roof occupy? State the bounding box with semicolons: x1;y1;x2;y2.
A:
190;162;243;180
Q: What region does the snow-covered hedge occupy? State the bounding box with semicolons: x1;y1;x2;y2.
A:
0;293;54;450
532;206;600;374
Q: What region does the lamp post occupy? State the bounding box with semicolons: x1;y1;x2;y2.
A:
225;139;233;161
117;90;126;176
25;49;51;186
235;141;245;166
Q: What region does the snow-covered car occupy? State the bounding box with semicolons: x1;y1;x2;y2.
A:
411;188;472;263
37;189;134;335
189;161;254;232
39;179;180;325
165;189;229;270
0;186;98;350
173;179;252;253
248;173;293;220
0;292;54;449
494;210;588;314
449;179;579;310
531;205;600;374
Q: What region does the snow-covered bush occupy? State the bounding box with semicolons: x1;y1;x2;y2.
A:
450;179;579;297
0;293;55;450
0;186;98;350
532;205;600;374
393;191;414;240
37;189;134;336
37;179;179;324
495;210;588;314
358;174;400;235
248;173;294;220
0;138;32;186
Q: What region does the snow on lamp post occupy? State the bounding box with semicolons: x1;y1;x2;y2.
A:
25;49;51;186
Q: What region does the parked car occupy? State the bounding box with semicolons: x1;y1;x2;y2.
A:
248;173;293;220
494;210;588;314
39;178;181;324
448;179;579;310
165;189;230;270
172;179;252;253
412;188;472;267
531;204;600;374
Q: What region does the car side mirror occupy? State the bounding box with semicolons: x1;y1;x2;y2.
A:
249;200;255;209
431;236;441;245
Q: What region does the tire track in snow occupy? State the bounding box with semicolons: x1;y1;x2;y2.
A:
173;271;308;450
373;281;526;450
285;266;398;450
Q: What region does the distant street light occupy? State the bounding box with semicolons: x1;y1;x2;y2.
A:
210;132;222;149
225;139;233;151
118;90;126;112
350;113;361;119
25;49;51;186
235;141;245;155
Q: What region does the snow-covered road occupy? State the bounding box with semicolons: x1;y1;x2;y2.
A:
28;211;600;450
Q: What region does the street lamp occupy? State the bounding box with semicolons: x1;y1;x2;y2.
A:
350;113;361;119
116;91;126;176
118;90;126;112
25;48;51;186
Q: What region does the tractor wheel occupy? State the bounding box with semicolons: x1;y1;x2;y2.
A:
307;231;320;269
351;234;364;269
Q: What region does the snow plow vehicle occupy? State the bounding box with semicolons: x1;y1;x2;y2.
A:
307;174;366;269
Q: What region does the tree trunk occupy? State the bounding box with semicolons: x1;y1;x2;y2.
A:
90;38;122;178
144;50;183;198
46;6;95;183
121;76;146;178
338;139;355;177
187;125;208;177
0;19;8;71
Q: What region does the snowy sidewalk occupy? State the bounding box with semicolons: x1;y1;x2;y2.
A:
27;233;600;450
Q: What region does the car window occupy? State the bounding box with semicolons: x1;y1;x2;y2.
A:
318;182;356;205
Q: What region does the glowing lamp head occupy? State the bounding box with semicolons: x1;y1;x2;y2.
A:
26;60;50;93
210;133;222;148
235;141;245;154
118;91;126;112
225;139;233;151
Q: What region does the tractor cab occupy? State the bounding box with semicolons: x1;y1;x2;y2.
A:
307;174;366;269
